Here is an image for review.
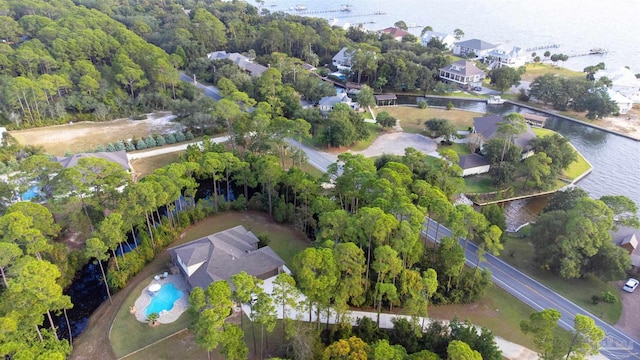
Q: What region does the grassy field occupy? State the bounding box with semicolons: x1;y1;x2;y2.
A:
376;106;479;134
531;127;592;182
463;174;497;194
9;113;181;156
130;151;185;179
438;142;471;157
429;286;573;350
499;233;622;324
351;123;384;152
520;63;584;82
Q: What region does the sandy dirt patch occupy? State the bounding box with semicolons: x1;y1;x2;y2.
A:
598;109;640;140
353;132;438;157
9;112;182;156
615;279;640;342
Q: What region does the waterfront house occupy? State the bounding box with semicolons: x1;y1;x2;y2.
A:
607;89;633;114
485;45;528;69
472;114;537;159
332;47;352;70
421;31;456;49
438;60;485;88
318;92;357;112
458;153;491;177
377;27;411;41
453;39;497;59
168;225;285;291
207;51;268;77
594;67;640;103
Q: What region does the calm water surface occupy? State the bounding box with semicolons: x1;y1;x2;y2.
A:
420;98;640;230
271;0;640;72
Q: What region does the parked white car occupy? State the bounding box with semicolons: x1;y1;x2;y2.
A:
622;278;639;293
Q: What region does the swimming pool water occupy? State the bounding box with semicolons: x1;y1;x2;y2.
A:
144;283;183;317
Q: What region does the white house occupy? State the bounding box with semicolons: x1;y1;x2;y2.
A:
421;31;455;49
485;45;528;69
595;67;640;103
453;39;497;59
458;154;491;177
607;89;633;114
438;60;485;88
318;92;357;112
332;47;352;70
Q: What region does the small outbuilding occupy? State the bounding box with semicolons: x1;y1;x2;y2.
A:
374;94;397;106
522;113;547;128
458;153;491;177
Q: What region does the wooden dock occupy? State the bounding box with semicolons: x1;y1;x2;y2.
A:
287;9;386;18
525;44;560;52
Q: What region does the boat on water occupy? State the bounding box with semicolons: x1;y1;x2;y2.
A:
589;48;607;55
294;4;307;11
340;4;352;11
487;95;506;105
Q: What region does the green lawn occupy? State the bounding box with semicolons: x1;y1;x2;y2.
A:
438;142;471;157
377;106;479;134
110;278;192;358
561;150;591;181
520;63;584;82
351;123;384;152
463;174;497;194
499;233;622;324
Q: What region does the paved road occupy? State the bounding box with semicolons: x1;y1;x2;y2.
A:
423;219;639;360
178;72;222;100
184;75;638;359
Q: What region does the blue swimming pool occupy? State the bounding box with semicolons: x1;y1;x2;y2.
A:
144;283;183;317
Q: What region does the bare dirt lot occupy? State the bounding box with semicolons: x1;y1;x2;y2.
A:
9;112;182;156
615;279;640;342
598;108;640;139
353;131;438;157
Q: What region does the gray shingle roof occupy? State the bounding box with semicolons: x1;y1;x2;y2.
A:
319;92;351;107
54;151;130;171
458;153;491;169
473;115;537;149
455;39;497;51
168;225;285;290
207;51;267;77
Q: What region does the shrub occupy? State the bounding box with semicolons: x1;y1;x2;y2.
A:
145;135;157;148
136;139;147;150
591;295;600;304
418;100;428;109
115;140;126;151
257;234;270;248
518;88;530;102
125;140;136;151
165;133;176;144
105;143;116;152
175;131;186;142
601;291;617;303
185;131;194;141
95;144;105;152
155;134;166;146
446;101;454;110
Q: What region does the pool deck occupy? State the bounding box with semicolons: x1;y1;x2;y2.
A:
133;274;190;324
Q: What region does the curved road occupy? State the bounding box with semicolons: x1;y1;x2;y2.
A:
184;76;639;359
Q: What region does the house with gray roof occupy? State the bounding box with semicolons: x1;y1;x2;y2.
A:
421;31;455;49
458;153;491;177
54;151;131;171
168;225;285;290
439;60;485;88
485;45;528;69
453;39;497;59
207;51;268;77
332;47;352;70
318;92;357;112
473;114;537;158
612;226;640;273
